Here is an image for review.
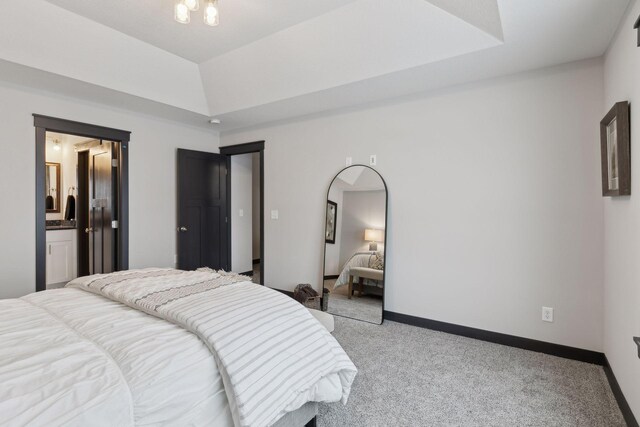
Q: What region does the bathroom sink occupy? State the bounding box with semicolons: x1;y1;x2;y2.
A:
45;220;77;230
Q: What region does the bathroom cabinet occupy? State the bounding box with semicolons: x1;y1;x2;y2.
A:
46;229;78;287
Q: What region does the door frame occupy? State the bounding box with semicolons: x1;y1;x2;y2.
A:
34;114;130;292
220;141;265;286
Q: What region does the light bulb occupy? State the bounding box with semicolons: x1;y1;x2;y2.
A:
175;2;190;24
205;13;219;26
204;1;219;26
184;0;199;11
206;4;218;17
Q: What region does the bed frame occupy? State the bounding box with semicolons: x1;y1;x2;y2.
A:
272;402;317;427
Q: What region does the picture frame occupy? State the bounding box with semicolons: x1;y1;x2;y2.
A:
325;200;338;244
600;101;630;197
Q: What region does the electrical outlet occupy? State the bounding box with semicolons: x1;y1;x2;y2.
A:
369;154;377;166
542;307;554;323
346;157;353;167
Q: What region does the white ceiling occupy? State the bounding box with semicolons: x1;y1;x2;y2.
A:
200;0;503;115
1;0;632;131
44;0;357;63
213;0;631;130
336;167;386;192
46;132;95;145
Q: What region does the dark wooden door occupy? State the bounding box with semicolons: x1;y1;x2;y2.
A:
77;150;90;277
89;142;115;274
177;149;230;271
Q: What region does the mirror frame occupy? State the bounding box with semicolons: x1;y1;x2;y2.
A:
321;164;388;325
45;162;61;214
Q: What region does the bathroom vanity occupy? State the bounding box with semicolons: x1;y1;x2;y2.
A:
45;221;78;288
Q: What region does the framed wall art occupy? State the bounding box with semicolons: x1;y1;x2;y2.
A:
325;200;337;244
600;101;630;197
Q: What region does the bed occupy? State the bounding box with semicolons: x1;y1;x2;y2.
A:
333;252;384;294
0;268;357;427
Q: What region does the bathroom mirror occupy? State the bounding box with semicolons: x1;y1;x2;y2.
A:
45;162;61;213
322;165;387;324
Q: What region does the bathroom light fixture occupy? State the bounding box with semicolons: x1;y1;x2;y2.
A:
174;0;219;26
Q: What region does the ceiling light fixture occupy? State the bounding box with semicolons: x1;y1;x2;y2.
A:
174;0;219;27
184;0;199;11
204;0;219;26
175;2;190;24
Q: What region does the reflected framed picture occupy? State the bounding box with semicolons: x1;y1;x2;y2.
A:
325;200;337;244
600;101;630;197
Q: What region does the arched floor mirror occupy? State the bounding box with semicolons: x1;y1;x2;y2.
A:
321;165;388;324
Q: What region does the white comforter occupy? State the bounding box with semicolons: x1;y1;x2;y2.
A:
0;270;356;426
0;288;232;427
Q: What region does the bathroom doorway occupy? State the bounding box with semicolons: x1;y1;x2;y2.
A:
219;141;265;285
35;115;130;292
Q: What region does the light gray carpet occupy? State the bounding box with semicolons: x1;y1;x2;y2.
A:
252;263;261;284
324;278;383;324
326;293;382;324
318;317;625;427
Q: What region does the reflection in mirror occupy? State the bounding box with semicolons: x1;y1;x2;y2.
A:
322;165;387;324
45;162;61;213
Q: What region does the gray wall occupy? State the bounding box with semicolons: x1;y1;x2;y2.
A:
222;59;605;352
0;80;219;299
324;184;344;276
602;0;640;417
252;152;260;261
339;190;386;268
231;153;253;273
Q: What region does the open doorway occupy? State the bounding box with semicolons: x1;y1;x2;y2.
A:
229;152;261;283
220;141;265;286
35;115;130;292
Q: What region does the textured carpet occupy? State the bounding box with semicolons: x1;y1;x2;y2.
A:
318;317;625;427
324;278;383;324
252;263;261;285
326;293;382;324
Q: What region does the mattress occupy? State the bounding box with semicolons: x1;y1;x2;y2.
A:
0;288;233;427
0;269;357;427
334;252;384;289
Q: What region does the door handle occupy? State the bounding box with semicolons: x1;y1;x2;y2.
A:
178;226;188;232
85;227;94;233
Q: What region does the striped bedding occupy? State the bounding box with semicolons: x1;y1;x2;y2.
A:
67;268;357;427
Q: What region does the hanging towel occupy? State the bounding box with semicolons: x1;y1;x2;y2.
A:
45;195;54;210
64;195;76;220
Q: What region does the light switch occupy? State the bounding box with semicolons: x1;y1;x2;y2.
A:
271;210;279;220
239;209;244;217
369;155;377;166
346;157;353;167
